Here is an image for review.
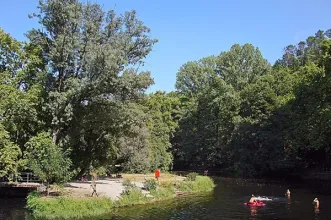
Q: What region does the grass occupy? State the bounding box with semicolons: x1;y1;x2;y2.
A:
26;192;113;219
27;175;215;219
115;187;149;207
150;186;175;200
179;176;216;193
122;173;185;184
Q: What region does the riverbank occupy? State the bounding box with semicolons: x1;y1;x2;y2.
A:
27;175;215;219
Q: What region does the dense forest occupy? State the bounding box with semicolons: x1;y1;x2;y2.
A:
1;0;331;182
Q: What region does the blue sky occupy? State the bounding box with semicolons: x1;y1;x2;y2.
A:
1;0;330;92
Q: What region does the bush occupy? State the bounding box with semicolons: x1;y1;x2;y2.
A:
117;187;148;207
24;132;72;196
179;176;215;193
143;179;157;191
186;172;198;181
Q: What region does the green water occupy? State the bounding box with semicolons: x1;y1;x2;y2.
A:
2;178;331;219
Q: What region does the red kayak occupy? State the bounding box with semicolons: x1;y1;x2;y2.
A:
244;201;266;206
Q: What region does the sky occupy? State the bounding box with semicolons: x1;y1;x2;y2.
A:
1;0;331;92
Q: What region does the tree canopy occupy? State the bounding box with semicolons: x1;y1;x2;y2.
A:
0;0;331;181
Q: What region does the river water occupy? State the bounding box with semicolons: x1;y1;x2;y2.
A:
1;178;331;220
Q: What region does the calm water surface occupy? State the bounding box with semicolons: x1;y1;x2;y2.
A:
1;178;331;220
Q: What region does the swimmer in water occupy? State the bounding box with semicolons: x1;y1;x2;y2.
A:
286;189;290;198
249;194;257;203
313;198;319;209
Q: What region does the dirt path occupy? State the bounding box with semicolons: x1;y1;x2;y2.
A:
64;174;185;200
65;179;124;200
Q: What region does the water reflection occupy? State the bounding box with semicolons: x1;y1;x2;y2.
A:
249;206;258;220
0;198;27;220
3;178;331;220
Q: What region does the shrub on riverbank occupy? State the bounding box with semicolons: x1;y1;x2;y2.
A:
179;176;215;193
27;176;215;219
116;186;149;207
186;172;198;181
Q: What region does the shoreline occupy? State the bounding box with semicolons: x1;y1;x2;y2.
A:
26;175;215;219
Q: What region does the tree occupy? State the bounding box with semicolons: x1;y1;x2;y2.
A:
24;132;71;195
176;56;218;97
0;124;24;181
0;28;44;148
176;78;239;169
26;0;157;174
114;102;151;173
217;44;270;91
144;91;182;171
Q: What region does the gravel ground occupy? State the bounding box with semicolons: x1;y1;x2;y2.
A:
65;179;125;200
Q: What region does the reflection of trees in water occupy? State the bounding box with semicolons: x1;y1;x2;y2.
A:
109;194;214;220
0;199;26;220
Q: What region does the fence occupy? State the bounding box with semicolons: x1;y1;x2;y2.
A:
0;172;40;183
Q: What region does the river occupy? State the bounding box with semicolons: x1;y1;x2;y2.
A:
1;178;331;219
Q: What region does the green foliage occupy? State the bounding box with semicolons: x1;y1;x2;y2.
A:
24;132;72;186
186;172;198;181
143;179;157;191
149;186;175;200
0;0;159;178
118;187;149;207
217;44;271;91
144;91;182;171
26;0;157;175
173;30;331;177
179;176;215;193
0;124;25;181
26;192;113;219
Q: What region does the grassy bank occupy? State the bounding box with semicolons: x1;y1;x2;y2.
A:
27;175;215;219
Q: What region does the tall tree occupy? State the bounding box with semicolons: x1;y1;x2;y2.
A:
26;0;157;173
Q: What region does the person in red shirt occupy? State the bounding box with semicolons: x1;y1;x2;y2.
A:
155;169;160;181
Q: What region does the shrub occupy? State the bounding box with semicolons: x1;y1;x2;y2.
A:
186;172;198;181
143;179;157;191
179;176;215;193
117;187;148;206
122;179;134;188
24;132;72;195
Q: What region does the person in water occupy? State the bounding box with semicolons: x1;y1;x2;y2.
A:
286;189;290;198
249;194;257;203
313;198;320;209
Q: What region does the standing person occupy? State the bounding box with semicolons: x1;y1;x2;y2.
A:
286;189;290;198
155;169;160;181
